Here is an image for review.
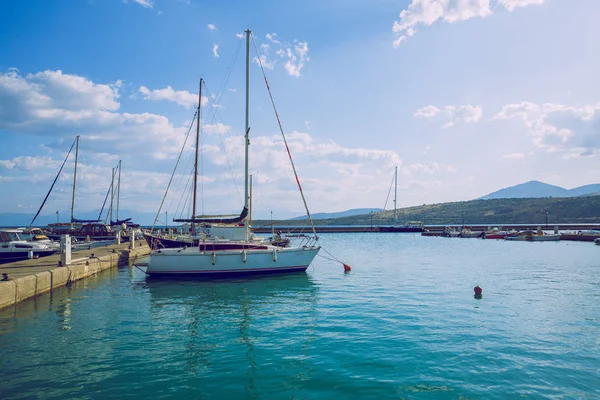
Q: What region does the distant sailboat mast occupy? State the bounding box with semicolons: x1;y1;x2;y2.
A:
117;160;121;221
109;167;115;223
70;135;80;228
393;165;397;225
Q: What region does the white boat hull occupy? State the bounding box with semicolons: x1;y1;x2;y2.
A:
505;234;561;242
531;234;560;242
146;245;320;276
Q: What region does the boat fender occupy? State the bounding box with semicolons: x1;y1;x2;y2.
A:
212;251;216;265
242;250;247;263
272;248;278;262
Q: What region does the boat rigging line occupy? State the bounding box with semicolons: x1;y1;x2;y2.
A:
29;137;77;227
251;33;352;271
251;34;317;239
150;111;198;231
383;169;395;211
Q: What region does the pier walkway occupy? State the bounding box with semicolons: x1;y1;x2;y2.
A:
0;240;150;310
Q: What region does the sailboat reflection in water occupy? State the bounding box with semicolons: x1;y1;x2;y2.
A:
146;30;320;276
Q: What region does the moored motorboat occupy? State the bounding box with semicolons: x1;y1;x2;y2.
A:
505;230;560;242
0;229;59;264
380;221;424;233
482;227;515;240
458;228;483;238
442;227;460;237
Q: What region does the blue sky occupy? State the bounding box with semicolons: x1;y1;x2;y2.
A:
1;0;599;220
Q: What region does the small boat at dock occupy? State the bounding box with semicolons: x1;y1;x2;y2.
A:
0;229;59;264
482;227;515;240
442;227;460;237
505;230;560;242
458;228;483;238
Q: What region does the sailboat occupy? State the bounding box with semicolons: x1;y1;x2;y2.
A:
38;138;129;242
379;166;424;233
142;79;263;249
145;30;320;276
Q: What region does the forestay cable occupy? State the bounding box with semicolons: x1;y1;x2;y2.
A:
251;34;318;240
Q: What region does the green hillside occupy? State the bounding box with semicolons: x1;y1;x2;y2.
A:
257;196;600;226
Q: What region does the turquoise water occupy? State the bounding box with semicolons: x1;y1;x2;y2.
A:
1;233;599;399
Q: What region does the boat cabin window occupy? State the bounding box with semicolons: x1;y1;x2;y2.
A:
0;231;23;242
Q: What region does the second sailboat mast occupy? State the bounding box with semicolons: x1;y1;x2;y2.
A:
244;29;251;241
192;78;203;233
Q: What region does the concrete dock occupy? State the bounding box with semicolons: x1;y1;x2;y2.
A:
0;240;150;310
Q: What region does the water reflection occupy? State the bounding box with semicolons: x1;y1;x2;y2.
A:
143;273;319;395
57;295;73;331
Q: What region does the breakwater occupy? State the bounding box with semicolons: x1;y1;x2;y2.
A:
252;223;600;234
0;241;150;310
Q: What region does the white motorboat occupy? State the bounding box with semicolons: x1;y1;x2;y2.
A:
146;30;320;276
505;230;560;242
0;229;59;264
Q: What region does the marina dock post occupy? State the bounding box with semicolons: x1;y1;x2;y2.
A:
60;234;71;266
130;229;135;249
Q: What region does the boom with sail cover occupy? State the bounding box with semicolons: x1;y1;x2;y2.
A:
173;207;248;224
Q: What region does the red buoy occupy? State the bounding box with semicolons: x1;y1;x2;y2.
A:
343;263;352;272
474;285;482;295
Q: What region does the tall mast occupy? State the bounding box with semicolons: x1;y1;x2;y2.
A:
70;135;80;227
192;78;202;234
244;29;251;241
249;174;253;228
110;167;115;223
393;166;397;224
117;160;121;221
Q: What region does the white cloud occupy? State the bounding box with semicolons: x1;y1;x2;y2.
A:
444;105;482;123
266;33;280;44
124;0;153;8
253;54;275;70
402;162;457;175
0;69;195;164
414;104;482;128
253;33;310;77
414;105;440;118
139;85;207;109
212;44;219;58
392;0;547;47
494;101;600;155
0;68;475;217
0;69;122;130
29;70;121;111
393;0;492;47
207;24;217;31
203;122;231;135
501;152;526;160
284;41;309;77
498;0;546;12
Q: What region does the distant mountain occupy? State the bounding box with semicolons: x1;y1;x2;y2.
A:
478;181;600;200
568;184;600;197
289;208;383;221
